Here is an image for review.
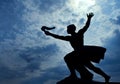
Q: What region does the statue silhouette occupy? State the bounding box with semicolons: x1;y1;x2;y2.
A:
41;13;110;83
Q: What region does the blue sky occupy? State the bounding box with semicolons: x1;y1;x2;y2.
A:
0;0;120;84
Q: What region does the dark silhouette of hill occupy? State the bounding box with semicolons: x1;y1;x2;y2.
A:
56;77;120;84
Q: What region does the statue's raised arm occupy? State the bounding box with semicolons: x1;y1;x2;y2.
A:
78;12;94;34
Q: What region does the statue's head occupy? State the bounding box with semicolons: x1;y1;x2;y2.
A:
67;24;76;34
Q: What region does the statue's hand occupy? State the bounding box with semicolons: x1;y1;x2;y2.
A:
87;12;94;18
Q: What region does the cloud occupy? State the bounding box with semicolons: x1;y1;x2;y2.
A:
110;15;120;25
22;0;66;13
112;0;120;9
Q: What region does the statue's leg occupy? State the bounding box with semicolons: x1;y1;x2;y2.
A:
75;64;93;81
73;52;93;81
64;52;77;78
85;61;110;83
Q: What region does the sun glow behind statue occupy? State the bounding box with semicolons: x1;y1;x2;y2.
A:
67;0;96;13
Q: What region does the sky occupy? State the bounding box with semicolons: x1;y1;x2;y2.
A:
0;0;120;84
